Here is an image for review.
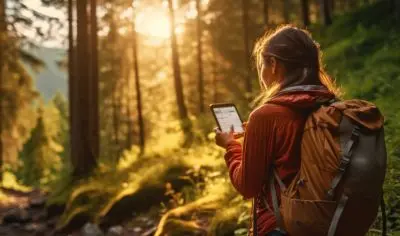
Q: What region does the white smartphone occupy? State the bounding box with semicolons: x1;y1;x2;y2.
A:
210;103;244;133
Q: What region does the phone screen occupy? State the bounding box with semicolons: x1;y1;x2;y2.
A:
212;106;244;133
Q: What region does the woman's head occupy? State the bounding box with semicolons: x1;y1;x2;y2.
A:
253;25;339;100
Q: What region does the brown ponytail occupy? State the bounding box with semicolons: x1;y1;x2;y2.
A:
252;25;341;106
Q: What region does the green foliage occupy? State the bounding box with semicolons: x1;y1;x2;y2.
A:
51;93;70;162
19;102;63;187
1;58;38;168
1;170;31;192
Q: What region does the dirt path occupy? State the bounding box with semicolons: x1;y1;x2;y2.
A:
0;187;53;236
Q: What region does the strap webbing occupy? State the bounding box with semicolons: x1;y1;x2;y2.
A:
255;169;286;236
327;194;349;236
269;169;287;234
326;126;360;200
273;169;287;191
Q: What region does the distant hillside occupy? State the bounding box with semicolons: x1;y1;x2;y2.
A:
24;47;67;101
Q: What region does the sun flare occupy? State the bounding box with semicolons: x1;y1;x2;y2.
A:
135;8;184;39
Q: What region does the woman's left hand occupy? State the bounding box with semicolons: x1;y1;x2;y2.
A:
214;126;235;148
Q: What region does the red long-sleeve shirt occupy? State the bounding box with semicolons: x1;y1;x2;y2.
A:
224;90;335;235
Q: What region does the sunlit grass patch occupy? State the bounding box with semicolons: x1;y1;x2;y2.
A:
52;145;198;230
2;171;32;192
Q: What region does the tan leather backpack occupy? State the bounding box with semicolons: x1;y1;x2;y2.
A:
261;86;387;236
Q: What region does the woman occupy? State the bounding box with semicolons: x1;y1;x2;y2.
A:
214;25;339;236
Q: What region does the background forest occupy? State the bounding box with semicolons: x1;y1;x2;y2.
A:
0;0;399;235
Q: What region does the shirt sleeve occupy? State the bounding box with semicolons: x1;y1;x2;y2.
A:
224;107;276;199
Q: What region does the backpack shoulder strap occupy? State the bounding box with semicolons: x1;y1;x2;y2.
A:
260;169;287;234
270;169;287;233
327;194;349;236
326;124;361;200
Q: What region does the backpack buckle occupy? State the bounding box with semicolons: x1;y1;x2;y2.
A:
352;126;361;138
338;156;350;172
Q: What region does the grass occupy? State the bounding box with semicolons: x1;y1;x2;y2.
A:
1;171;32;193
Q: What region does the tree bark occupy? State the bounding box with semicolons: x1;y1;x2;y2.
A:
112;76;120;152
108;17;120;154
263;0;269;26
124;64;134;150
67;0;77;171
330;0;335;15
242;0;252;95
0;0;6;183
167;0;192;139
89;0;99;160
320;0;332;26
131;1;145;153
74;0;97;175
195;0;204;113
283;0;290;23
348;0;357;9
391;0;400;21
301;0;310;26
212;49;218;103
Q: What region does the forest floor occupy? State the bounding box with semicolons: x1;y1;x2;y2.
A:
0;187;52;235
0;186;215;236
0;187;181;236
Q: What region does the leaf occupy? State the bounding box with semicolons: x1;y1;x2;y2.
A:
234;228;248;236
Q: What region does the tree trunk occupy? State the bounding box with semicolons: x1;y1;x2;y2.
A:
67;0;77;171
167;0;192;140
112;80;120;152
212;49;218;103
242;0;252;95
348;0;357;9
263;0;269;26
131;1;145;153
391;0;400;20
124;65;134;150
0;0;6;183
108;17;120;155
320;0;332;26
301;0;310;26
283;0;290;23
89;0;99;160
195;0;204;113
330;0;335;15
74;0;97;175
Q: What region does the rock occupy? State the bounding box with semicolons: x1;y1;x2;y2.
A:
145;219;155;227
46;204;65;218
29;196;47;208
24;223;47;234
3;208;32;224
142;226;157;236
46;217;58;227
32;211;47;221
107;225;124;236
10;222;22;228
81;223;104;236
